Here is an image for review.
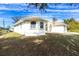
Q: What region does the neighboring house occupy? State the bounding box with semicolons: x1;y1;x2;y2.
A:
13;16;67;36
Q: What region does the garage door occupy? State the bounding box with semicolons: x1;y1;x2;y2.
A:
52;26;65;33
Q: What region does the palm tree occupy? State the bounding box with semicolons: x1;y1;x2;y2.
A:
52;17;57;26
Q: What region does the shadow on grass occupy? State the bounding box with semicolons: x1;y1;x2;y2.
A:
0;33;79;56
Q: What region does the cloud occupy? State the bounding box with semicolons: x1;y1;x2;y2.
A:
49;5;79;9
46;9;79;12
0;4;27;11
1;7;25;11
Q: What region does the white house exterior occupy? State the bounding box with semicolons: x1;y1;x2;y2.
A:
13;17;48;36
47;22;67;33
13;16;67;36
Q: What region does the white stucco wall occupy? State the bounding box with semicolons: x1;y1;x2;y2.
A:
51;26;66;33
14;21;46;36
14;21;67;36
47;22;67;33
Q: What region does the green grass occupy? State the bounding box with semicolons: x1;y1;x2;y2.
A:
0;32;79;56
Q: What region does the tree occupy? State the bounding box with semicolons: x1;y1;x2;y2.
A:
27;3;79;12
64;18;79;32
12;16;23;23
27;3;48;12
52;17;57;26
53;17;57;22
64;18;74;24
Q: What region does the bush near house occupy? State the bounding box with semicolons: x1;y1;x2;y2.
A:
64;18;79;32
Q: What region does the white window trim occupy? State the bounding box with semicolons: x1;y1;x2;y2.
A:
30;21;36;29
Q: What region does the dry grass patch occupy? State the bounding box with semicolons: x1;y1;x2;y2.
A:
0;32;21;39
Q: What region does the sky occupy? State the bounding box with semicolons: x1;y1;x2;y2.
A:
0;3;79;27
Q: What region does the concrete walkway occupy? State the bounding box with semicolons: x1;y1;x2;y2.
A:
62;32;79;35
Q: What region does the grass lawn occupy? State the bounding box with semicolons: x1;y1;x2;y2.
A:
0;32;79;56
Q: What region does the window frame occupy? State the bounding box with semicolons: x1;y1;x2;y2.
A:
40;22;44;29
30;21;36;29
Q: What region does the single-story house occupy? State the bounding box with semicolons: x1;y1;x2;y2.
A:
13;16;67;36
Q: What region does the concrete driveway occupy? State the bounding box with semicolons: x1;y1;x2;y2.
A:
62;32;79;35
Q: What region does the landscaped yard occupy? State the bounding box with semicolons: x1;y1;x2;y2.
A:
0;32;79;56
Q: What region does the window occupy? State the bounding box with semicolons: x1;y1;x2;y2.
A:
31;21;36;29
40;22;44;29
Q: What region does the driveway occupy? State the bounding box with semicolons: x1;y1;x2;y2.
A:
62;32;79;35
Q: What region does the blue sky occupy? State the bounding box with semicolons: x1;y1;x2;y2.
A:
0;3;79;27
